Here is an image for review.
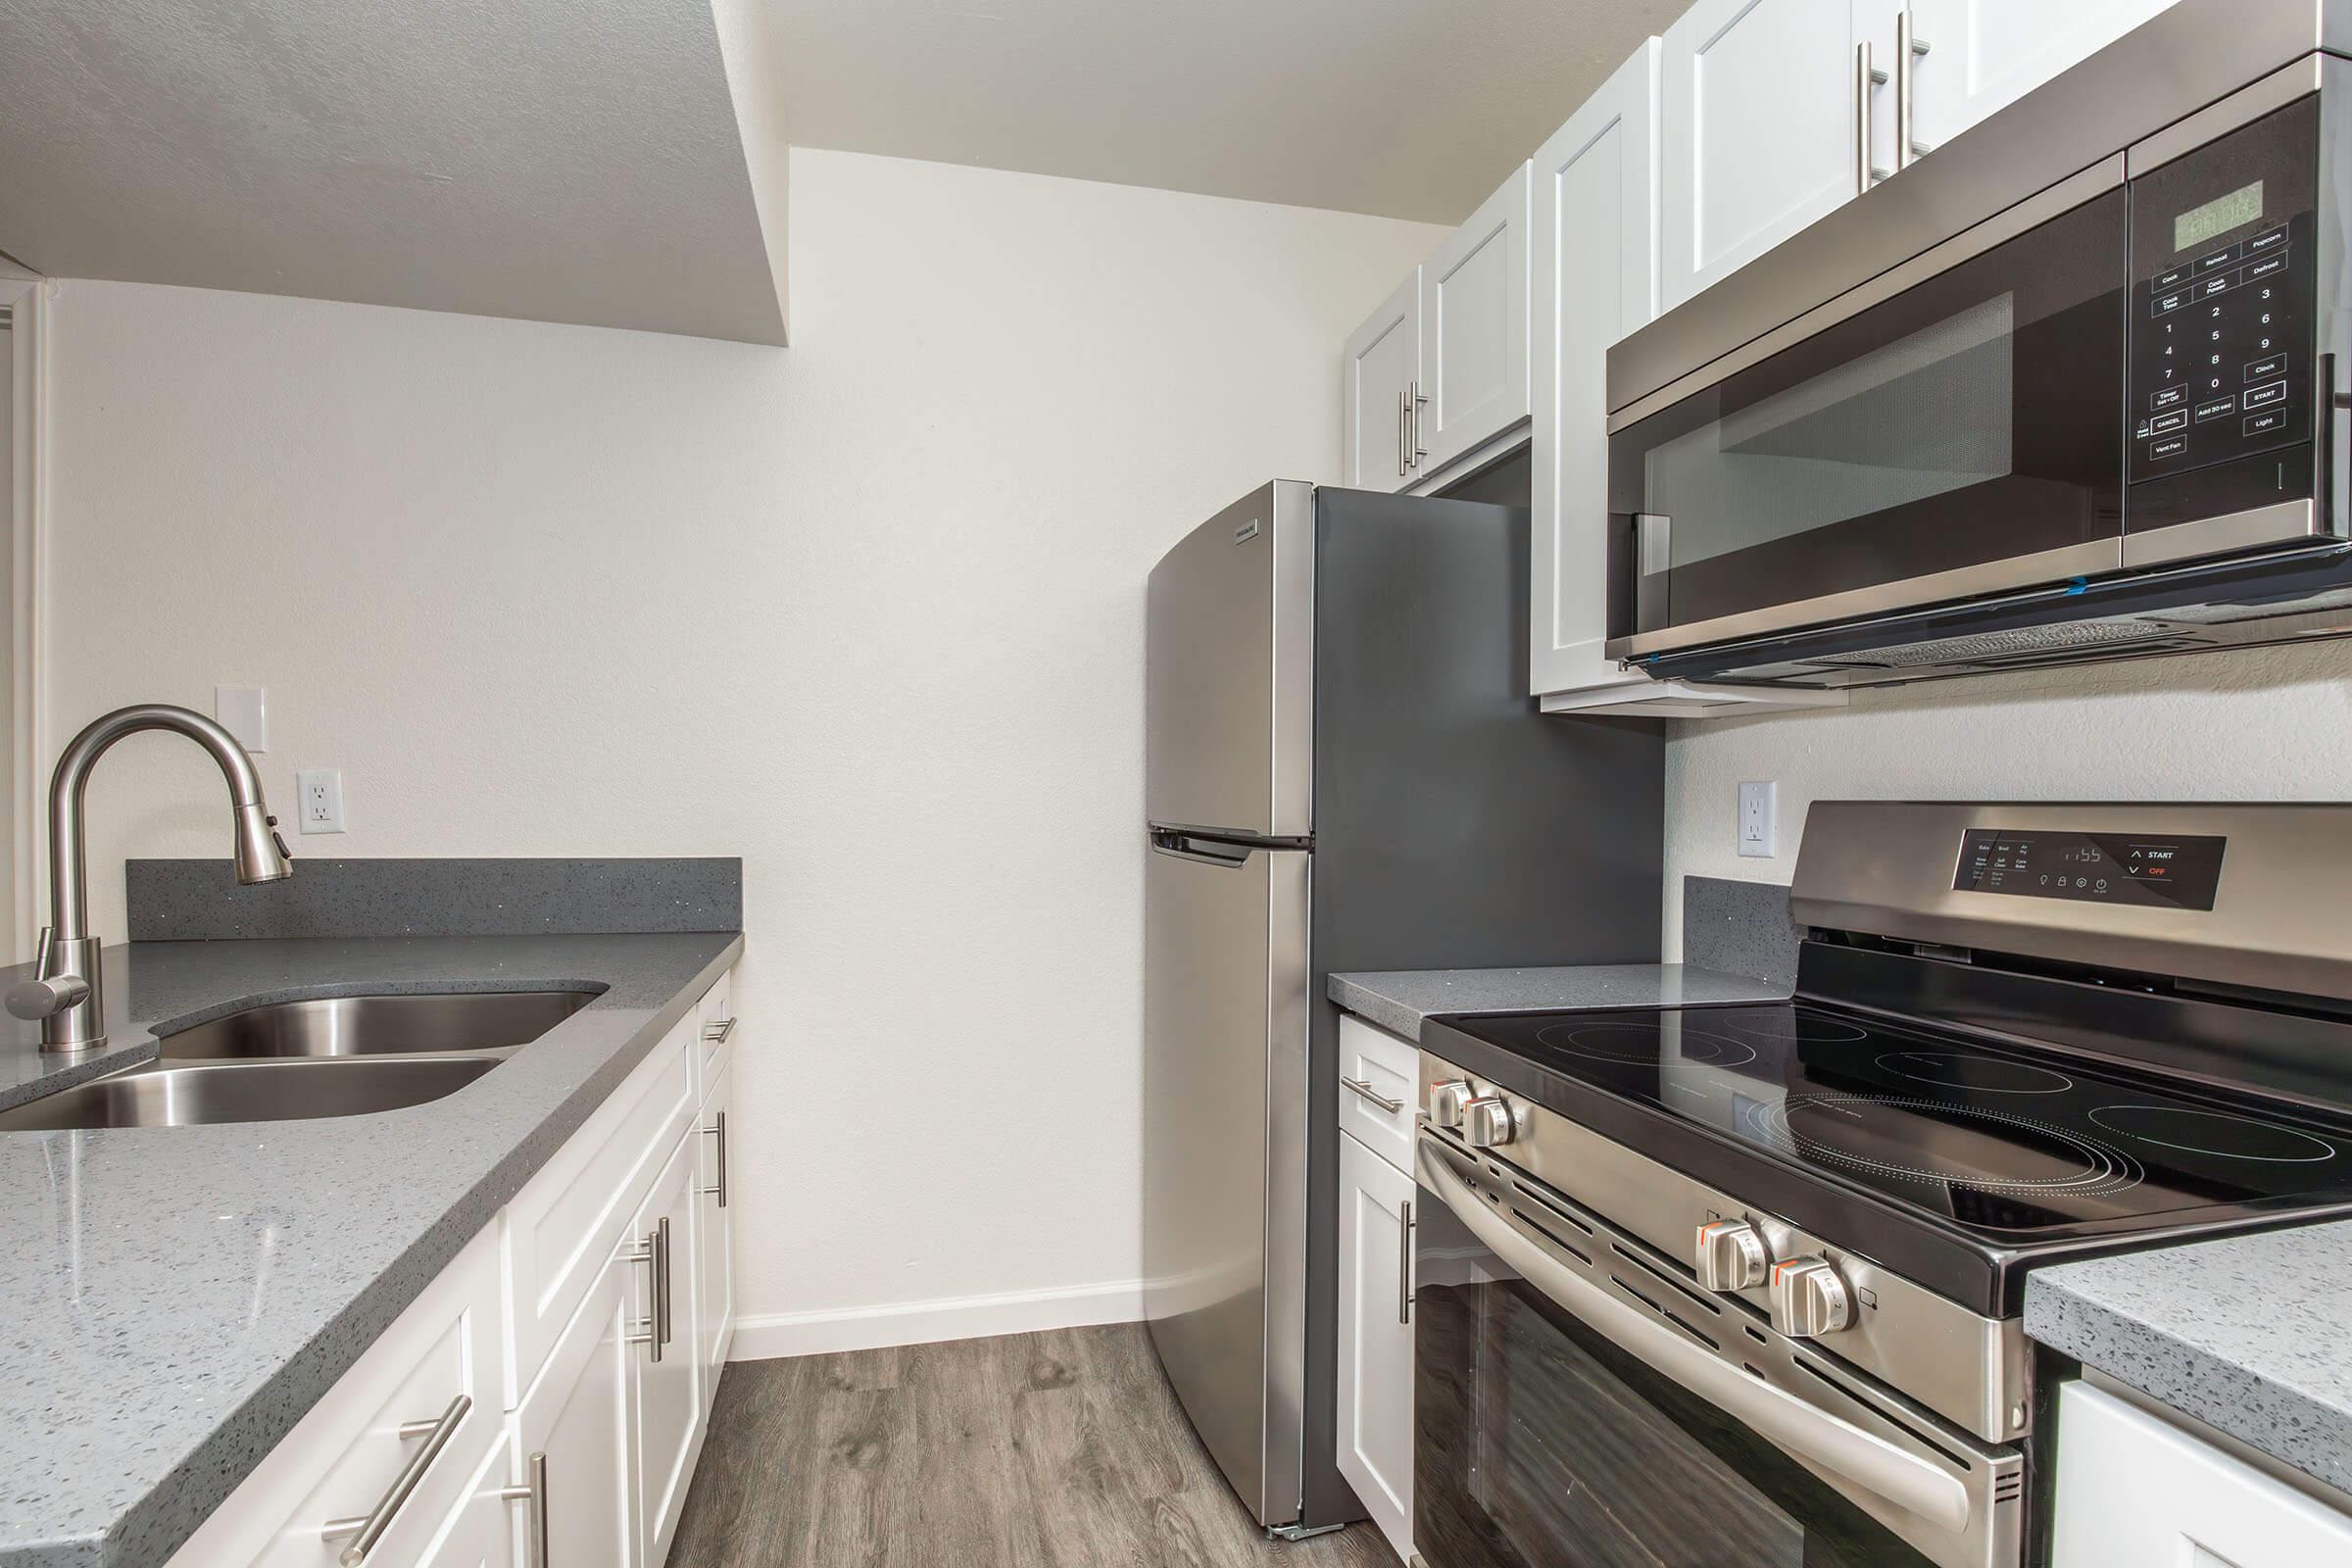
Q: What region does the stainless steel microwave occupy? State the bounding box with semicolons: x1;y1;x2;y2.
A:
1605;0;2352;689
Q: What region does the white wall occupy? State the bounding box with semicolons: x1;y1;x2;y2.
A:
39;148;1445;1350
1662;638;2352;956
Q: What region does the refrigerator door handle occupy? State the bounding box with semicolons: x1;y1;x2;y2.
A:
1149;830;1255;868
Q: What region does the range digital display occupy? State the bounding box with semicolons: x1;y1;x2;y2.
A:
1953;828;2227;910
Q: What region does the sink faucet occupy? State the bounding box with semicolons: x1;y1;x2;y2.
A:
7;705;293;1052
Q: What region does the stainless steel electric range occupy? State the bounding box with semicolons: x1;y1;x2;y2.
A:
1410;802;2352;1568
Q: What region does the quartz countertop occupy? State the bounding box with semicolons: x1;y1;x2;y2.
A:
0;931;742;1568
1328;963;1790;1043
2027;1219;2352;1501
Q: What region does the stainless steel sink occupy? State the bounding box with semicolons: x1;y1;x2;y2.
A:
159;989;594;1059
0;1054;509;1131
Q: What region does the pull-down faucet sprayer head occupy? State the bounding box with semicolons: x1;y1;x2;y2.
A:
232;804;295;884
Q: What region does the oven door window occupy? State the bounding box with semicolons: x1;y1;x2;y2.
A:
1609;188;2125;650
1414;1196;1937;1568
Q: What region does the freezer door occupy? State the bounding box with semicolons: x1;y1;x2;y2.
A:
1146;481;1315;840
1143;830;1310;1529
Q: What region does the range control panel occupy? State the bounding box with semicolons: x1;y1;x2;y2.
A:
1953;828;2228;910
2128;96;2320;486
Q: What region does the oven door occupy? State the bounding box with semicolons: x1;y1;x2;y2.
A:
1411;1134;2023;1568
1605;183;2127;662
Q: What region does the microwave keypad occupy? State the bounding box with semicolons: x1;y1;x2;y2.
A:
2131;212;2314;482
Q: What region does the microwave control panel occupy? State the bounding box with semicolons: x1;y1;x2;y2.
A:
2128;96;2320;486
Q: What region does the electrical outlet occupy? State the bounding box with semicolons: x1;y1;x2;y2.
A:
1739;780;1777;859
297;769;346;834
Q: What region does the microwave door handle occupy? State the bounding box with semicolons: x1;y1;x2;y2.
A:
1416;1136;1972;1537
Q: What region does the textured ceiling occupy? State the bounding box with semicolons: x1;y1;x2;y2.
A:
0;1;787;343
780;0;1695;223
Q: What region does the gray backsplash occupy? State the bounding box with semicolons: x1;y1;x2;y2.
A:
1681;875;1802;988
127;858;742;941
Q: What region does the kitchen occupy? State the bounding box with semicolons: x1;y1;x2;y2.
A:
2;1;2350;1566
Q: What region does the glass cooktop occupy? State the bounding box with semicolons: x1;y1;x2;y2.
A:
1437;1003;2352;1237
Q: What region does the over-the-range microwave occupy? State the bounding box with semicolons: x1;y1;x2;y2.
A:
1605;0;2352;690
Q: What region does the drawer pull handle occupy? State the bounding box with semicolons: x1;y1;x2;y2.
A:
320;1394;471;1565
1341;1076;1404;1114
702;1016;737;1046
702;1110;729;1207
498;1450;549;1568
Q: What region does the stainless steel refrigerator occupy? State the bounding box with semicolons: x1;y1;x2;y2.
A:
1143;476;1663;1535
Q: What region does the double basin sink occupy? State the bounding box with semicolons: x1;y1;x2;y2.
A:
0;990;595;1133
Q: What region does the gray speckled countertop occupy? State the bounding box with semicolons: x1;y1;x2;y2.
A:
1328;963;1791;1043
0;931;741;1568
2027;1220;2352;1499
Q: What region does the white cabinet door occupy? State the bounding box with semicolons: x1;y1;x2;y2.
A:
1906;0;2179;153
695;1057;736;1405
630;1131;703;1568
2052;1381;2352;1566
1416;163;1532;473
1661;0;1876;310
514;1252;635;1568
1529;40;1661;698
1336;1132;1415;1563
1344;271;1422;491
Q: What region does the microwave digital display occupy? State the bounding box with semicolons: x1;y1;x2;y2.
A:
2175;180;2264;254
1953;828;2227;910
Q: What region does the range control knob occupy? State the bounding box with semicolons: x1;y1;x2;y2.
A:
1427;1080;1475;1129
1694;1220;1769;1293
1770;1258;1854;1339
1462;1096;1516;1149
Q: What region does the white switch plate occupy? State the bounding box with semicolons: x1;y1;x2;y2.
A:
215;686;267;753
1739;780;1777;859
297;769;346;834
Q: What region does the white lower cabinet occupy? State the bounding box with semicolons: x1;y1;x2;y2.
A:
167;964;742;1568
1337;1127;1416;1562
2052;1381;2352;1566
629;1129;705;1567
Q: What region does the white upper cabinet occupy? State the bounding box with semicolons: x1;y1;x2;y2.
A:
1906;0;2180;152
1529;41;1661;698
1660;0;1886;311
1416;163;1533;473
1344;272;1424;491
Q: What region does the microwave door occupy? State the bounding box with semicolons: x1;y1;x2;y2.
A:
1608;187;2129;662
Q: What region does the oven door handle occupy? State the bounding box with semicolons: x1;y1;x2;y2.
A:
1416;1136;1972;1536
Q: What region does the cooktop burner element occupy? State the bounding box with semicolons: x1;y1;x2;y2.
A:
2088;1103;2343;1163
1750;1095;2143;1196
1535;1019;1758;1067
1877;1051;2075;1095
1433;1003;2352;1240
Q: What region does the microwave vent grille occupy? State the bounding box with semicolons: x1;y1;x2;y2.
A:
1795;617;2183;671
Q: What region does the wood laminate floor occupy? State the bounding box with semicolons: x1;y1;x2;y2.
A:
665;1323;1402;1568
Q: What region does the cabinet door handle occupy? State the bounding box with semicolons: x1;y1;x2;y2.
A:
702;1110;729;1207
1410;380;1430;465
1398;1198;1417;1325
1896;13;1932;167
320;1395;471;1565
498;1450;549;1568
1855;41;1890;193
702;1016;737;1046
623;1217;671;1359
1341;1076;1404;1114
1397;391;1410;478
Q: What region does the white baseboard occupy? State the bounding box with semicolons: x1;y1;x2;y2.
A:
728;1278;1147;1361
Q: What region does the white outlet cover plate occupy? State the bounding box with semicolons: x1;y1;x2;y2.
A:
1739;780;1777;859
297;769;346;834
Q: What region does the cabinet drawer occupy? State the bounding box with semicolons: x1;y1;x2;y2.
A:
166;1229;504;1568
1337;1013;1419;1173
694;967;737;1092
502;1015;696;1405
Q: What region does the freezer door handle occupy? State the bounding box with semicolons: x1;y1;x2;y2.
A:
1149;830;1256;868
